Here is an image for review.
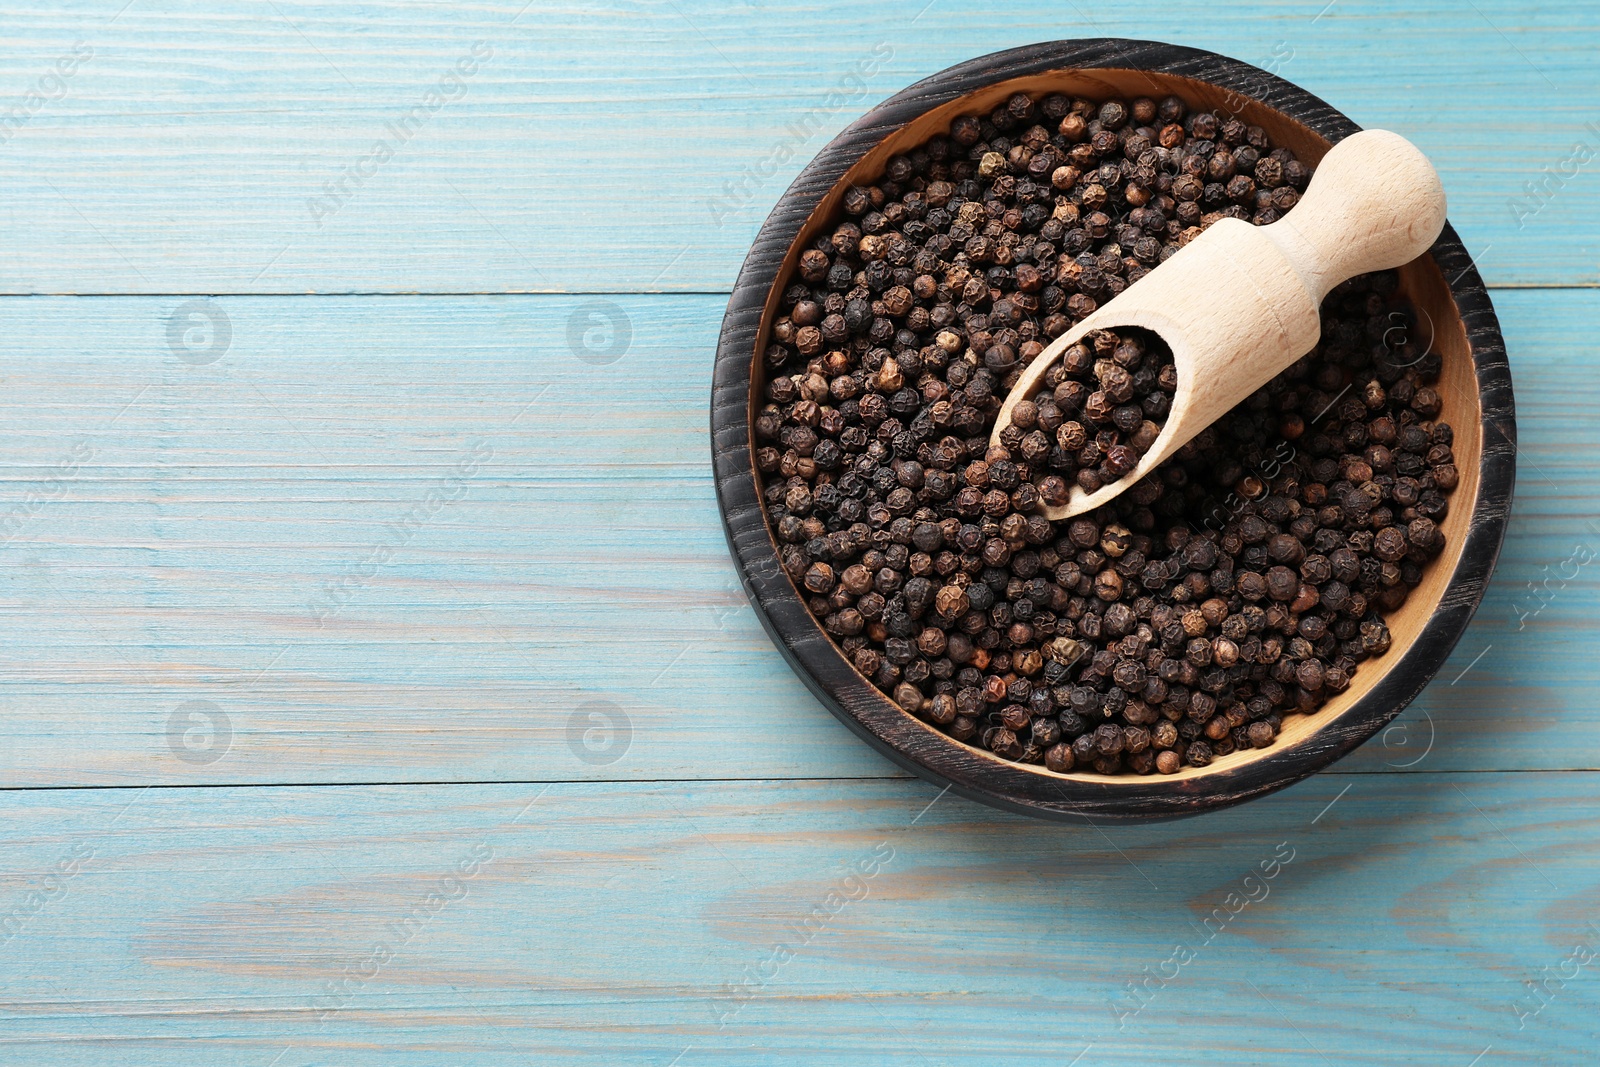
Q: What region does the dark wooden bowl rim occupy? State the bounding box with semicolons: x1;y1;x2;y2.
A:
711;39;1516;822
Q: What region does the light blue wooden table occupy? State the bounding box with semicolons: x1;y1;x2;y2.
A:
1;2;1597;1063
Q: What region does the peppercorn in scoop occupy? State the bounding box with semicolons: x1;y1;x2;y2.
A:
755;90;1456;774
1006;325;1177;503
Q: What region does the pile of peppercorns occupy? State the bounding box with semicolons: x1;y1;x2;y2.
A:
754;90;1456;774
1008;325;1176;502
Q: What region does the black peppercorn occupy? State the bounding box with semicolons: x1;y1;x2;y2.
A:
758;90;1456;774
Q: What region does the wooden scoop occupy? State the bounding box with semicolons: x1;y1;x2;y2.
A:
992;128;1447;520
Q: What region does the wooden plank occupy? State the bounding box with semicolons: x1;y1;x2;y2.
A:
0;772;1596;1064
0;289;1594;787
0;0;1594;293
0;5;1590;1061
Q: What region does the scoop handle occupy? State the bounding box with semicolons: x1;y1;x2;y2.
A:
1264;129;1447;304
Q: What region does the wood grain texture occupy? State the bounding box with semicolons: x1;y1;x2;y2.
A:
1;774;1598;1065
0;1;1594;1059
0;290;1590;787
0;0;1594;292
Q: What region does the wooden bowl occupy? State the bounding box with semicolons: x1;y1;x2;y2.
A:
711;39;1515;822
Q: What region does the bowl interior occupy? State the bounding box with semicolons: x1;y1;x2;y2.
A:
748;67;1483;786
